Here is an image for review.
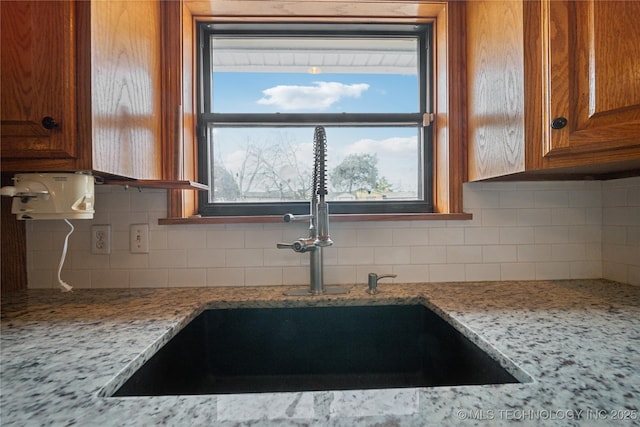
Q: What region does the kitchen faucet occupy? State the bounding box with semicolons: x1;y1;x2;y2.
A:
277;126;349;296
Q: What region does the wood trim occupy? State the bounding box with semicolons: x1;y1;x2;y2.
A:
159;212;472;225
169;0;466;218
1;173;27;295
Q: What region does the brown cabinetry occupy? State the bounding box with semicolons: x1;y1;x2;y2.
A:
1;0;163;180
466;0;640;181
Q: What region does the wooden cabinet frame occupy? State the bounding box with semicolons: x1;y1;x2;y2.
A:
165;0;468;222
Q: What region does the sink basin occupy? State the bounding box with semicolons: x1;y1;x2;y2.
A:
112;304;522;396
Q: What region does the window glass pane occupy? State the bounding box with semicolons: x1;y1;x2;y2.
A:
208;126;422;203
210;36;419;113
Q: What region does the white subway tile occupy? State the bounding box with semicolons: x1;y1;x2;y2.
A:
26;230;53;251
551;244;587;262
390;264;429;283
282;266;309;286
465;263;501;281
356;228;393;247
336;247;374;265
429;264;465;282
603;207;640;226
374;247;410;264
60;270;92;289
499;227;534;244
603;262;629;284
517;245;552;262
429;228;464;245
482;245;517;263
245;229;284;249
225;249;263;267
464;227;500;245
447;246;482;263
463;189;500;209
245;267;282;286
110;253;148;269
168;268;206;287
323;266;357;285
149;250;187;268
207;268;245;286
627;186;640;206
534;226;569;244
534;190;569;208
263;248;301;267
628;265;640;286
535;262;571;280
392;228;429;246
28;269;54;289
570;261;602;279
130;269;168;288
149;230;168;250
569;190;601;208
500;263;536;280
110;212;148;231
410;246;447;264
112;231;130;252
70;252;110;270
91;269;129;288
130;191;166;212
187;248;226;268
481;209;518;227
207;228;245;249
96;190;130;212
517;209;551;226
551;208;587;225
568;225;601;243
602;188;628;207
499;190;534;208
168;229;206;249
602;226;628;244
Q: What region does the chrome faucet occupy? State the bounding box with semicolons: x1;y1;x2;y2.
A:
278;126;348;296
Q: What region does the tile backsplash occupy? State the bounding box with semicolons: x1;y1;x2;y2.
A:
26;177;640;289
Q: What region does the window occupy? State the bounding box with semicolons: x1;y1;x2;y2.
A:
197;23;432;216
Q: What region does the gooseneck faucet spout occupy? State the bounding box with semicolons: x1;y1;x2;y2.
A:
278;126;348;296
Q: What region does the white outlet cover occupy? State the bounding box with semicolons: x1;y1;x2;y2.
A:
91;224;111;255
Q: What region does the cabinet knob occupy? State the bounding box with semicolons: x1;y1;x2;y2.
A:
41;116;59;130
551;117;568;130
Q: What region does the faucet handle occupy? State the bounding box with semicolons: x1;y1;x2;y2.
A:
277;238;315;253
366;273;397;295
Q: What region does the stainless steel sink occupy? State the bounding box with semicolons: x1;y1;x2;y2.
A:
112;304;523;396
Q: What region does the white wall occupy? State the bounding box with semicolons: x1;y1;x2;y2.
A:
602;177;640;286
25;177;640;289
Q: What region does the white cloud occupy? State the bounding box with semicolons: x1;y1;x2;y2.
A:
257;81;369;110
343;136;417;156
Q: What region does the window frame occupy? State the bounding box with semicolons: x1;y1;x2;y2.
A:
196;22;434;217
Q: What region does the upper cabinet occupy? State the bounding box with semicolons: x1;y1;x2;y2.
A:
1;0;164;180
466;0;640;181
1;1;78;162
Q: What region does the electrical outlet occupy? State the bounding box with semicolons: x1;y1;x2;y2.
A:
91;224;111;254
130;224;149;253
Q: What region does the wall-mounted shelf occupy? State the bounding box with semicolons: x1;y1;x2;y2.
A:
103;179;208;191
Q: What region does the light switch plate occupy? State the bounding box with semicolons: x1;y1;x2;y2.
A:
130;224;149;253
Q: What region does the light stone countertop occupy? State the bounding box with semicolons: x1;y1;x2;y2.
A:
1;279;639;426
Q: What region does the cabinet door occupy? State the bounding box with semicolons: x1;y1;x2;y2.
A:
545;0;640;164
0;1;77;160
88;0;163;179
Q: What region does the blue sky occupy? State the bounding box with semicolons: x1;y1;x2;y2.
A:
212;73;419;113
210;71;421;198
